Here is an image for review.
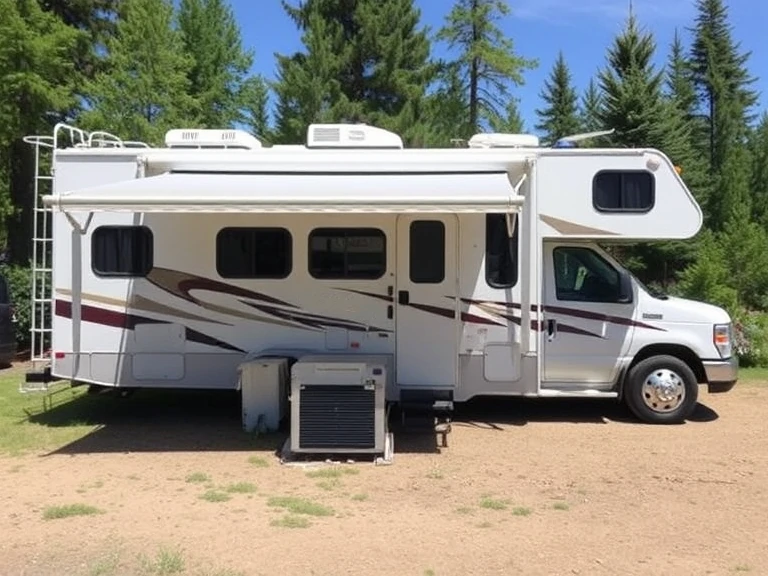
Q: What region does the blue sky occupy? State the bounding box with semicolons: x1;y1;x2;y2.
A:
234;0;766;137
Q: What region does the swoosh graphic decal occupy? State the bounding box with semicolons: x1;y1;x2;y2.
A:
336;288;394;303
54;299;245;353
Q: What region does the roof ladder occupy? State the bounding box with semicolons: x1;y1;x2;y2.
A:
21;124;87;392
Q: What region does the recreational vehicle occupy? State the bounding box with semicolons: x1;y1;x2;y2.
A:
22;122;738;456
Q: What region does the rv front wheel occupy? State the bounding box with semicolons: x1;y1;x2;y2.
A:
624;355;698;424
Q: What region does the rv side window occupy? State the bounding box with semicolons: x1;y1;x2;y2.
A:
216;227;292;279
409;220;445;283
593;170;655;212
553;247;621;303
92;226;153;277
485;214;518;288
309;228;386;280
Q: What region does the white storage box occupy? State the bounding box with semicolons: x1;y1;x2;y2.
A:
239;357;290;433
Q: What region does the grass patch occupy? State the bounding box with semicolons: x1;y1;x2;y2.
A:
271;514;311;528
138;546;185;575
732;565;752;573
740;368;768;384
199;490;231;503
317;478;342;491
479;497;508;511
185;472;210;484
267;496;334;517
351;493;369;501
88;547;123;576
224;482;257;494
553;501;570;511
426;469;444;480
455;506;473;515
477;521;493;528
512;506;533;516
424;570;436;576
247;455;269;468
0;368;99;456
305;466;359;479
42;503;103;520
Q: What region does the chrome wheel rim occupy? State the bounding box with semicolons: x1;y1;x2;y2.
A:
642;369;685;413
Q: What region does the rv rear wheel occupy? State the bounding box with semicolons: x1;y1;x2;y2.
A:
624;355;698;424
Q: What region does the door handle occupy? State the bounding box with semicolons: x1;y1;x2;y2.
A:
387;305;393;319
547;318;557;341
398;290;409;305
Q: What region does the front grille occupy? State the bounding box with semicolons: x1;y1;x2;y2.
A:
298;384;375;449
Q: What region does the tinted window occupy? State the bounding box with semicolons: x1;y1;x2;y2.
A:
485;214;518;288
409;221;445;283
216;227;292;279
92;226;153;277
309;228;386;279
593;170;655;212
553;247;621;303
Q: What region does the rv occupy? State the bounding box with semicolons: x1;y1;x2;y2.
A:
22;122;737;452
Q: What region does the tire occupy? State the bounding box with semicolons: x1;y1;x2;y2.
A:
624;355;699;424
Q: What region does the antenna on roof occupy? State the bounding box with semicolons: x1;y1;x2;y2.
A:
553;128;615;148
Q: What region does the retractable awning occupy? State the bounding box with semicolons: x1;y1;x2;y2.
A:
43;171;525;213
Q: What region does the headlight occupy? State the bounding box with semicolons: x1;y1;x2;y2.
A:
714;323;732;358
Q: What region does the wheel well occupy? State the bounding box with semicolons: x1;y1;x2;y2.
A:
621;344;707;393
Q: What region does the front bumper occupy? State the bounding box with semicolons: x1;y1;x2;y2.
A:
703;356;739;393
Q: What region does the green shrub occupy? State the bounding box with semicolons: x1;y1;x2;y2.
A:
0;262;32;349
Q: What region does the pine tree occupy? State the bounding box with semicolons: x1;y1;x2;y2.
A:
436;0;536;136
534;52;580;144
274;0;434;145
689;0;757;227
0;0;82;262
596;10;702;287
80;0;198;144
177;0;253;128
239;75;272;142
489;98;525;133
748;113;768;226
579;78;604;135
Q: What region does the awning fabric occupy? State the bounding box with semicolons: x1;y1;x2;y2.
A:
43;171;524;214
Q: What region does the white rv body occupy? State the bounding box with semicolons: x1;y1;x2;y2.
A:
25;123;738;426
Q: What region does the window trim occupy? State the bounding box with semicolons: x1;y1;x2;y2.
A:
409;220;445;284
485;213;519;289
91;225;153;278
215;226;293;280
552;246;624;304
308;227;387;280
592;169;656;214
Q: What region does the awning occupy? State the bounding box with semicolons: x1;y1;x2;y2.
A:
43;171;525;214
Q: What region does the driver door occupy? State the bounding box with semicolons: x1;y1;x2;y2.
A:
542;243;636;386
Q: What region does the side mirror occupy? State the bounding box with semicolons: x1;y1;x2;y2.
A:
617;271;633;304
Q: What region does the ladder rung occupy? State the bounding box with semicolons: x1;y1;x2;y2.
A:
33;268;52;273
32;298;52;303
37;176;53;181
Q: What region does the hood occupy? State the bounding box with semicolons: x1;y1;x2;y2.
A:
641;294;731;325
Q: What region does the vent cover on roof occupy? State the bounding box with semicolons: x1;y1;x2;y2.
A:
164;128;262;149
467;133;540;149
306;123;403;149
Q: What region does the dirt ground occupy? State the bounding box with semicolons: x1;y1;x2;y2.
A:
1;366;767;576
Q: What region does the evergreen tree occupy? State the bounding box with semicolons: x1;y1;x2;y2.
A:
665;30;697;120
748;113;768;226
0;0;82;262
534;51;580;144
274;0;434;145
596;10;701;287
436;0;536;136
81;0;198;144
177;0;253;128
239;75;272;142
579;78;604;135
689;0;757;227
489;98;525;133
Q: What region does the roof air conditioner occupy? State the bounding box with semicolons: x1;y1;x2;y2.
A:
164;128;263;150
306;123;403;149
467;133;540;149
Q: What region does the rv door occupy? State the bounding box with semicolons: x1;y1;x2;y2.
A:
541;243;636;386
